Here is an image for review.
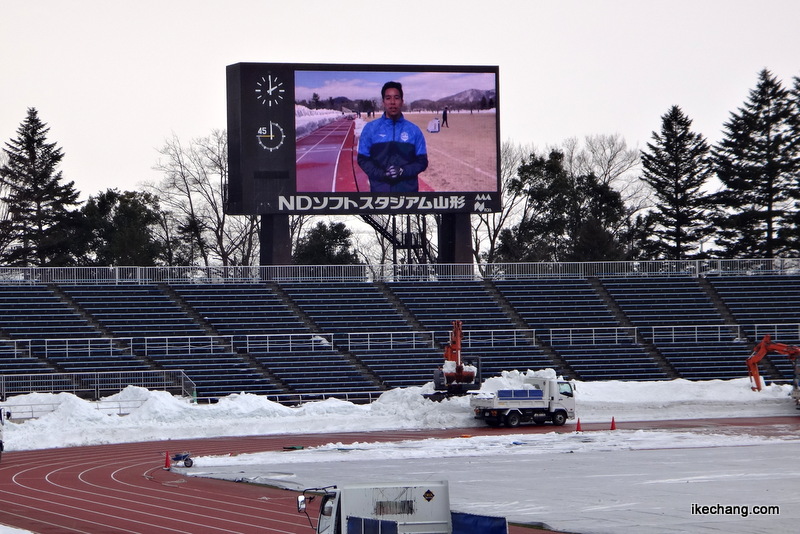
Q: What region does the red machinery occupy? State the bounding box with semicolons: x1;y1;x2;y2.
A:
746;334;800;392
428;320;479;400
442;320;475;387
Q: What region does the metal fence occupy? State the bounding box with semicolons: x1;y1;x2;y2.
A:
0;370;195;401
0;258;799;284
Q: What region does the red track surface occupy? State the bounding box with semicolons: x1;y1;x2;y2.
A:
1;417;797;533
296;118;364;193
295;118;433;193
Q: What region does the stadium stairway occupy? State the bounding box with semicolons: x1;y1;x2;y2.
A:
279;281;435;390
600;277;752;381
387;280;556;379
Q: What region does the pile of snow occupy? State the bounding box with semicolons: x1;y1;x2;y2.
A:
478;368;559;393
1;371;796;452
295;105;346;138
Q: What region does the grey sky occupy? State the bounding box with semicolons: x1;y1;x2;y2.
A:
2;0;798;198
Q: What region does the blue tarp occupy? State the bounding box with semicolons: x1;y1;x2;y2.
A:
452;511;508;534
346;516;398;534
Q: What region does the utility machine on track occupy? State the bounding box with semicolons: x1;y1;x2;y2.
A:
746;334;800;408
427;320;480;401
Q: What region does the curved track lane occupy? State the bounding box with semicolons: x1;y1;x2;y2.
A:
1;418;797;533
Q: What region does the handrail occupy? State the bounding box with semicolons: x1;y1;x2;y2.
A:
752;324;800;342
0;258;799;284
0;370;196;402
647;324;744;343
549;326;638;345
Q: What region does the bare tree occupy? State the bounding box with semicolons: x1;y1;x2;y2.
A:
561;133;652;231
473;141;537;263
563;134;646;190
150;130;310;266
150;130;256;266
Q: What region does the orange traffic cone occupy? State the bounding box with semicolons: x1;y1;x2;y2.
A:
164;451;171;470
575;418;582;432
610;417;617;430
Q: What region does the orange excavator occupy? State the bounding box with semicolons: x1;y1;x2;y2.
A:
442;320;476;387
746;334;800;405
428;320;480;400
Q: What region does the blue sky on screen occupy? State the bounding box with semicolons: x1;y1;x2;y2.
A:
295;70;496;103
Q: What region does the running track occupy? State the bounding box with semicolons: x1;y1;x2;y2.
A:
296;118;365;193
1;417;797;533
295;118;433;193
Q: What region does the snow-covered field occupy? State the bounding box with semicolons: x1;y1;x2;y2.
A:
2;371;798;533
2;370;795;451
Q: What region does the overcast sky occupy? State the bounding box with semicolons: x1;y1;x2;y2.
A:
2;0;798;199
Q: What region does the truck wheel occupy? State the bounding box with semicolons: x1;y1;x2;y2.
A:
505;412;521;428
551;412;567;426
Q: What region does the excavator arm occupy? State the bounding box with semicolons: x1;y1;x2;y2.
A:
747;334;800;391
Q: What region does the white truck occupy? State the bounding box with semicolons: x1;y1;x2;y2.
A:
297;481;507;534
469;376;576;427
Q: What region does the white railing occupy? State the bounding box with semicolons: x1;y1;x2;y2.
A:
344;331;435;352
2;398;150;420
647;324;744;343
461;328;536;347
753;324;800;342
138;335;235;356
241;333;335;353
548;326;638;345
0;258;798;284
39;337;134;357
0;370;195;401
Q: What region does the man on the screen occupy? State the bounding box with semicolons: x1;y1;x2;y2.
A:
357;81;428;192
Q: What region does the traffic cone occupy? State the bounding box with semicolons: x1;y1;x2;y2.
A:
610;417;617;430
164;451;171;470
575;419;582;432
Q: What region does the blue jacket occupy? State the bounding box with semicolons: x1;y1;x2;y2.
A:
357;113;428;192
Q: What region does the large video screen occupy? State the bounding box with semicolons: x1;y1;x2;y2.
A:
226;63;500;215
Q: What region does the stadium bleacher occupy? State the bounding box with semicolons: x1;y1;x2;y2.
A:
600;277;750;380
280;281;438;389
388;280;555;379
0;265;798;402
494;278;665;380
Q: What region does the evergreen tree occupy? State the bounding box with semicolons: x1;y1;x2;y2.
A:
641;106;714;259
495;150;626;262
292;221;360;265
0;108;81;266
784;75;800;253
496;150;572;262
712;69;799;258
76;189;165;266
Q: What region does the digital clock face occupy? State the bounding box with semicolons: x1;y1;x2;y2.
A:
255;74;285;107
256;121;285;152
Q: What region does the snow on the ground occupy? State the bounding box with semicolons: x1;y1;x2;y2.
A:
2;370;795;452
2;371;798;534
295;105;345;138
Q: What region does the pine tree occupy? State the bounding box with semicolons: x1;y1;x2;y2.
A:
641;106;714;259
712;70;799;258
76;189;165;266
784;75;800;253
292;221;360;265
0;108;81;266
